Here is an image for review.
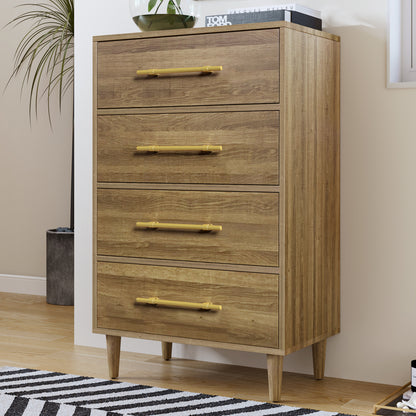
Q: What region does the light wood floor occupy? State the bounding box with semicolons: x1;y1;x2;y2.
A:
0;292;397;416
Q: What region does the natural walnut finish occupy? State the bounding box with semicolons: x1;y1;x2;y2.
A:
162;342;172;361
106;335;121;379
267;355;284;402
279;27;341;355
96;262;278;348
96;188;279;267
312;339;327;380
97;111;280;185
93;22;340;402
96;29;280;109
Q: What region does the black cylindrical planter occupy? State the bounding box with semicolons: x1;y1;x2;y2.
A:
46;229;74;305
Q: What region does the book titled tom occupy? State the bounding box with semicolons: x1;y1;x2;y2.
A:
205;6;322;30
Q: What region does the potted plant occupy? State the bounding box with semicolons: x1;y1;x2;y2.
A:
130;0;198;31
7;0;74;305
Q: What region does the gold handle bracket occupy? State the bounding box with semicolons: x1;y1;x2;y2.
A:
135;145;222;154
136;66;222;77
135;297;222;311
136;221;222;232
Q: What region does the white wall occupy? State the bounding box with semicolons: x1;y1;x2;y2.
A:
0;0;72;288
75;0;416;386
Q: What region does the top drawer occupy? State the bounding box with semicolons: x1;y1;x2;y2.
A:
96;29;280;109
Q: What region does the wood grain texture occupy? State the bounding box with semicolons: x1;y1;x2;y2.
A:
98;183;280;193
312;339;326;380
93;40;99;330
96;255;279;275
97;188;279;267
279;27;340;354
267;355;283;402
96;29;279;109
106;334;121;378
97;111;279;185
162;342;172;360
95;327;283;355
97;104;281;116
313;34;341;343
93;22;340;398
96;262;279;348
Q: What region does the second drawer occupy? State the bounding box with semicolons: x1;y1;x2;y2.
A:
97;188;279;267
97;111;280;185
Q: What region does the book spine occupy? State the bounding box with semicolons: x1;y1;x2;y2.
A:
290;11;322;30
228;4;321;19
205;10;322;31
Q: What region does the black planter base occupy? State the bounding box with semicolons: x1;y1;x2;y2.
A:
46;229;74;306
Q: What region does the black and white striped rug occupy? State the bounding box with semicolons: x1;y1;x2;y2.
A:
0;367;353;416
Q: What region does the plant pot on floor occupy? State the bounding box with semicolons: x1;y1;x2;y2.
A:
46;228;74;305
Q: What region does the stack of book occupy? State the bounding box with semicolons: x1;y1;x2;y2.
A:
205;3;322;30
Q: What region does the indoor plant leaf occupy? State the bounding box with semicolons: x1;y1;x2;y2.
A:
148;0;157;12
167;0;177;14
5;0;75;233
6;0;74;123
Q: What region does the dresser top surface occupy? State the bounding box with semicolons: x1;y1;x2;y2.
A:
93;21;340;43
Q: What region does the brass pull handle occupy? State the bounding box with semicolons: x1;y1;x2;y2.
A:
136;145;222;153
136;66;222;77
135;297;222;311
136;221;222;232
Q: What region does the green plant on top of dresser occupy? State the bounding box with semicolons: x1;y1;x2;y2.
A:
6;0;74;305
130;0;197;31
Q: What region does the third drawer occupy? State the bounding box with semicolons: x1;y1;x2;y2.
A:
97;188;279;267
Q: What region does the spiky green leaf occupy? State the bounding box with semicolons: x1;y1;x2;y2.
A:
5;0;74;124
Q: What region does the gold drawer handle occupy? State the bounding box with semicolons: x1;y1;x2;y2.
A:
136;221;222;232
136;145;222;153
136;297;222;311
136;66;222;77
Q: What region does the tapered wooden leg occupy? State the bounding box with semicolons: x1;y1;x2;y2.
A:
267;354;283;402
312;339;326;380
162;342;172;361
106;335;121;379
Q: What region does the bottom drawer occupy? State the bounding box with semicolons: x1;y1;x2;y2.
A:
96;262;279;348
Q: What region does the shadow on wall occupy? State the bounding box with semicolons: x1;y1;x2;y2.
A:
321;5;383;32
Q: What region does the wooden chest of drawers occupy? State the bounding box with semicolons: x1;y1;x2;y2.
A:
93;22;340;402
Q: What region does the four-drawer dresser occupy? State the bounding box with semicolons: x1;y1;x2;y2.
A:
93;21;340;401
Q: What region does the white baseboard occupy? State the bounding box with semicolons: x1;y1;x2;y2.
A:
0;274;46;296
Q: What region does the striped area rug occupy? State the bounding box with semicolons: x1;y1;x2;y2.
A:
0;367;353;416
